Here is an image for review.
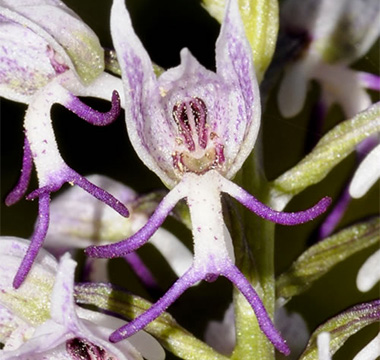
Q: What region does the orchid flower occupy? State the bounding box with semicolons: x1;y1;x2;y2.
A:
85;0;331;354
44;174;193;285
0;237;165;360
277;0;380;119
0;0;130;288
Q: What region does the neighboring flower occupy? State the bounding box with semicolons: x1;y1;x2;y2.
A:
0;237;165;360
86;0;331;354
44;174;193;285
0;0;129;288
277;0;380;119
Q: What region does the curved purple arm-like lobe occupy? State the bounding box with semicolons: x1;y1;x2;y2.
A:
220;176;331;225
65;90;121;126
215;0;261;179
85;180;187;259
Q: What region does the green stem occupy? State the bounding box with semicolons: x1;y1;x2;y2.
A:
231;143;276;359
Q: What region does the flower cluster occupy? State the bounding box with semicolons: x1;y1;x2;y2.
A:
1;0;379;359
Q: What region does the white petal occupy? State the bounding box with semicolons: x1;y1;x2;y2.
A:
349;144;380;198
317;332;331;360
277;59;313;118
150;227;193;277
356;249;380;292
353;332;380;360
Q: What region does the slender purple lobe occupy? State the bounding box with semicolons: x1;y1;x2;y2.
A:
13;193;50;288
220;176;331;225
222;263;290;355
109;266;203;343
86;180;187;258
65;90;121;126
5;136;33;206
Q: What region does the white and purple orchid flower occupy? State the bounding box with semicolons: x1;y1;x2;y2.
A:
0;0;129;288
278;0;380;119
0;237;165;360
86;0;331;354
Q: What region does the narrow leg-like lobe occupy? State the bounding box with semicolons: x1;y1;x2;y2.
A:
5;137;33;206
109;266;202;342
13;193;50;288
222;263;290;355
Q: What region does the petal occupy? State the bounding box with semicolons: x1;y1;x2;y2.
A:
277;59;311;118
110;0;176;186
45;174;136;249
315;63;372;118
0;237;56;325
2;0;104;84
353;332;380;360
356;249;380;292
215;0;261;178
50;254;144;360
317;332;331;360
78;309;165;360
150;227;193;277
0;9;60;103
349;144;380;198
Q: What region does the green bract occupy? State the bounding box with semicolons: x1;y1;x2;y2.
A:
271;102;380;209
276;217;380;302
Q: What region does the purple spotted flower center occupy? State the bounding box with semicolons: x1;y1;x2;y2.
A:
171;97;225;174
66;338;114;360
